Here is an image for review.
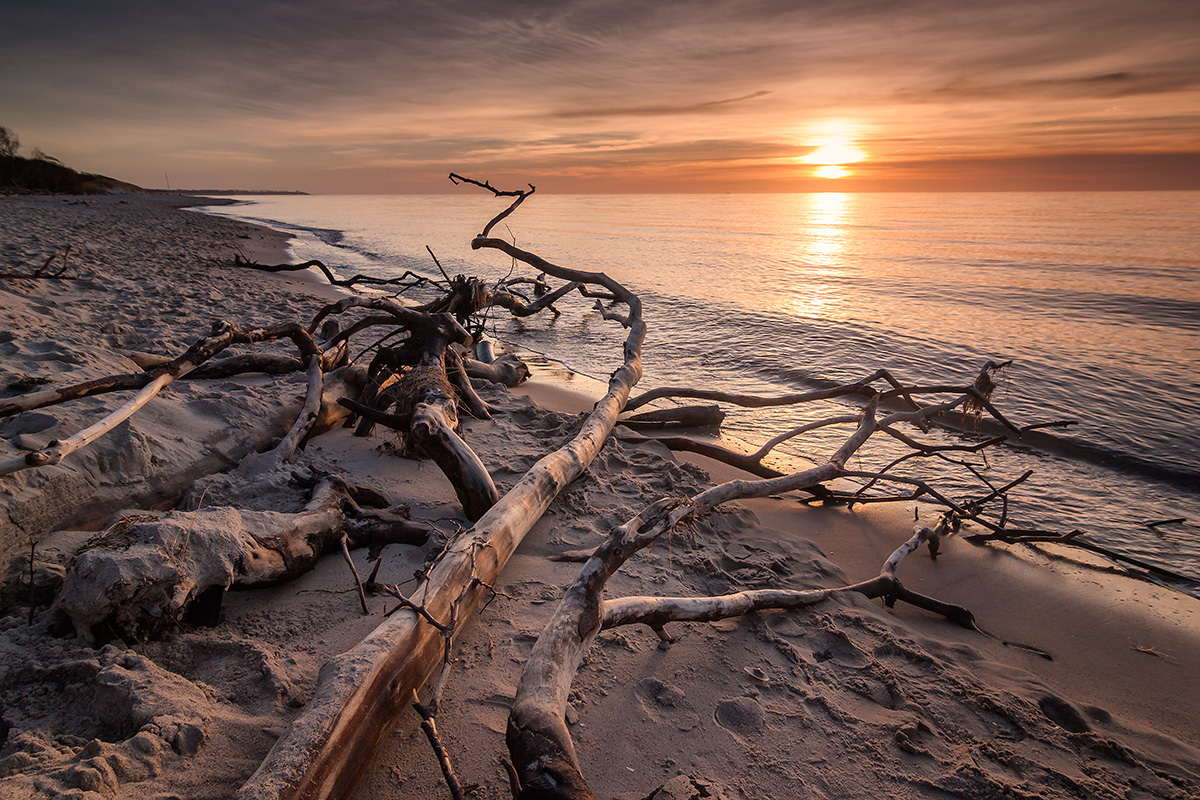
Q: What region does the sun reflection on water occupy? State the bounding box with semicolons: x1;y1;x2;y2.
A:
788;193;852;320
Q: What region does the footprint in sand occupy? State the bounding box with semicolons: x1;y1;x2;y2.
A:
1037;694;1091;733
713;696;765;737
635;678;698;731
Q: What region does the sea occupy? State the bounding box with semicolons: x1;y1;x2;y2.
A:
200;191;1200;591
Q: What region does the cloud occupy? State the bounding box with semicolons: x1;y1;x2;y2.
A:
912;69;1200;102
545;91;773;120
3;0;1198;190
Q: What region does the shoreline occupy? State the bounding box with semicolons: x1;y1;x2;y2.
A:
1;194;1197;798
203;192;1200;592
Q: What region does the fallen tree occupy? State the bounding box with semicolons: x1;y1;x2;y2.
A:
233;176;649;800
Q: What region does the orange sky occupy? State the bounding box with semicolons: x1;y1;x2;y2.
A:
2;1;1198;192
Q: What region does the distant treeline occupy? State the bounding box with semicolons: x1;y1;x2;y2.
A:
153;189;309;195
0;154;140;195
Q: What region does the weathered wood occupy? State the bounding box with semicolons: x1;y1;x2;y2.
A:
233;178;646;800
306;365;369;443
489;280;580;316
507;365;1034;796
504;399;878;799
625;378;879;412
268;354;323;464
618;404;725;430
0;322;321;477
54;477;425;642
445;349;493;420
234;253;435;291
408;365;499;522
464;353;531;387
505;405;985;798
0;352;314;419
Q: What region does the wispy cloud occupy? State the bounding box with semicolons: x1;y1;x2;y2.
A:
2;0;1197;190
546;91;773;120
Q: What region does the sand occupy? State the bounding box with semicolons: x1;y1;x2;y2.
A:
2;194;1198;799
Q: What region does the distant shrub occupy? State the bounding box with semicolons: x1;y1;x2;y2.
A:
0;126;18;158
0;154;138;194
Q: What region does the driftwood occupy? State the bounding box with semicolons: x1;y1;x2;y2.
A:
513;523;961;800
506;384;1005;798
233;176;647;800
5;172;1168;800
618;404;725;430
464;353;531;387
0;246;78;280
445;348;494;420
55;476;426;642
0;322;325;478
310;297;503;520
234;253;437;292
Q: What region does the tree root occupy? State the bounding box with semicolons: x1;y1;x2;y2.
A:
54;476;426;642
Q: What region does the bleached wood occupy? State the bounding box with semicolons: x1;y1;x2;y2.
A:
234;180;646;800
0;322;323;477
55;477;423;641
268;354;324;464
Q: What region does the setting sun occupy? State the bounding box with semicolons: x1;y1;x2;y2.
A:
803;144;866;165
803;142;866;178
814;165;850;179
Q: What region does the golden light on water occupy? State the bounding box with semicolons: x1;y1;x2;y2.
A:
788;192;851;319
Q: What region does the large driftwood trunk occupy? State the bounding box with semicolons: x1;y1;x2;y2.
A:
234;353;643;800
234;182;647;800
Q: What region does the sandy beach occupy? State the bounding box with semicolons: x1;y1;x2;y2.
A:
2;194;1198;800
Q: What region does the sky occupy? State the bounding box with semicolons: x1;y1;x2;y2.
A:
1;0;1198;193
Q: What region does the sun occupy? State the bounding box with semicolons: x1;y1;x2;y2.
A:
803;144;865;165
813;165;850;179
802;142;866;178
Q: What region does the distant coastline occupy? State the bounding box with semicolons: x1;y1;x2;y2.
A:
151;189;309;196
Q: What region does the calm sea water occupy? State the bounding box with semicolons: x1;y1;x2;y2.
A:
203;192;1200;589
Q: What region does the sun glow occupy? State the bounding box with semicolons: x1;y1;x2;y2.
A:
803;144;866;165
802;137;866;179
814;165;850;179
